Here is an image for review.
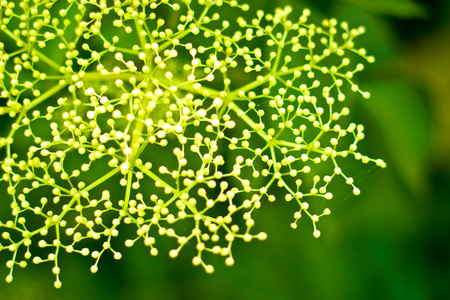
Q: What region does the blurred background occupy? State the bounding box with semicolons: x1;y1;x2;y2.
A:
1;0;449;299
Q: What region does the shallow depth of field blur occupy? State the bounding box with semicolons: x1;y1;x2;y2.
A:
1;0;449;299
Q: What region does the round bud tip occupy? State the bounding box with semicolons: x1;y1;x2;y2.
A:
313;230;321;238
90;265;98;273
376;159;387;168
169;249;178;258
257;232;267;241
192;256;201;266
225;257;235;266
150;248;158;256
205;265;214;274
54;280;62;289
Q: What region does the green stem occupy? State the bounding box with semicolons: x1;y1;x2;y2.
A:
33;49;63;71
7;83;67;140
82;72;143;82
127;18;153;160
228;103;268;141
137;165;175;192
272;31;288;71
273;139;307;150
228;74;270;98
25;82;67;112
1;28;62;71
83;168;121;192
122;171;134;211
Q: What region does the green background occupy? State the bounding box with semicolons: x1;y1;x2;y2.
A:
1;0;449;299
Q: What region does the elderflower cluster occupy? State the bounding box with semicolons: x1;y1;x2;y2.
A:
0;0;385;288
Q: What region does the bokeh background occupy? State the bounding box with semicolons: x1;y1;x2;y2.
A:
1;0;449;299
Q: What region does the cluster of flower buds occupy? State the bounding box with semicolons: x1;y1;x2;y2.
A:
0;0;384;287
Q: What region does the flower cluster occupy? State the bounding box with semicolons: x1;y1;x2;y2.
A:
0;0;385;288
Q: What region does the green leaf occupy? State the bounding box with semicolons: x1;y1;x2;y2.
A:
361;80;431;200
340;0;425;18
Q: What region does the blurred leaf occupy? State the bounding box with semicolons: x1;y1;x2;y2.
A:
361;79;431;201
399;22;450;169
339;0;425;18
332;169;433;300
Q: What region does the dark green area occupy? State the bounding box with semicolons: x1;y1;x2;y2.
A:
1;0;449;299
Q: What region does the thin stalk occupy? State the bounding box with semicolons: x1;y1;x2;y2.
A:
83;168;121;192
7;83;67;140
122;170;134;211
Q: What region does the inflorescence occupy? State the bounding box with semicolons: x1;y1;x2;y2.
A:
0;0;385;288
